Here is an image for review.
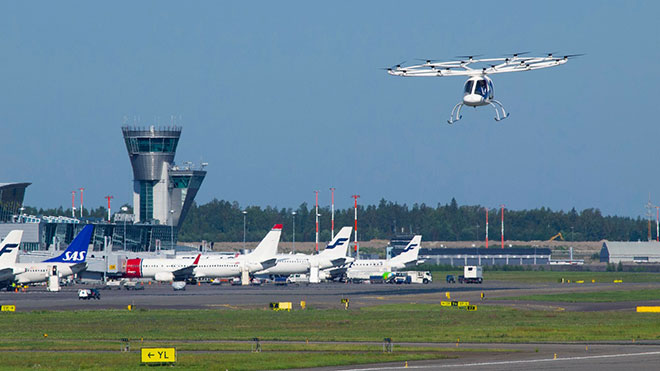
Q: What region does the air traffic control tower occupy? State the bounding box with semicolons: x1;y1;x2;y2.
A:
122;126;206;231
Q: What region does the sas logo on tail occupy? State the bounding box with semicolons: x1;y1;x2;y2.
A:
0;244;18;256
61;251;86;262
402;244;418;253
326;238;349;249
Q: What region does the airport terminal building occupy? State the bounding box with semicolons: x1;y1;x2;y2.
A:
0;125;206;256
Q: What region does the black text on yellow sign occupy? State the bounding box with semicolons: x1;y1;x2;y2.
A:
1;305;16;312
141;348;176;363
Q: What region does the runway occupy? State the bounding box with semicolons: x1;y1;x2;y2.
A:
302;343;660;371
2;280;659;312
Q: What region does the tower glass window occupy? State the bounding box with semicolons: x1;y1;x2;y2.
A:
139;181;155;222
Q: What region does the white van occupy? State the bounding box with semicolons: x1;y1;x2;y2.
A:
286;273;309;284
405;271;433;284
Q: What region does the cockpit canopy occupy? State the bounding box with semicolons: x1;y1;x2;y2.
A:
464;78;494;100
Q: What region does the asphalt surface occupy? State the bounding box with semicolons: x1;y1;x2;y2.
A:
299;343;660;371
3;280;660;370
2;280;659;311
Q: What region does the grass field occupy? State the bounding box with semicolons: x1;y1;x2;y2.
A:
1;304;659;343
431;270;660;284
493;288;660;303
1;304;658;369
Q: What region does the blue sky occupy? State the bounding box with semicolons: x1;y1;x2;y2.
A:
1;1;658;217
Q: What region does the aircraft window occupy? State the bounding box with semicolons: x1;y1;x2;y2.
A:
475;80;487;97
487;80;494;99
464;80;474;94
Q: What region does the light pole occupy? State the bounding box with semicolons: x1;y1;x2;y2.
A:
170;209;175;249
292;211;297;253
121;206;128;251
242;210;247;251
18;207;25;223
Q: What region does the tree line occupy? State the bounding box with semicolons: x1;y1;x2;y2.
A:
23;198;648;242
176;198;649;243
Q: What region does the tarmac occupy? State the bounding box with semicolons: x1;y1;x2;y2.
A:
2;279;660;311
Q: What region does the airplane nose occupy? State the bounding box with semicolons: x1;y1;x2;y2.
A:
463;94;483;106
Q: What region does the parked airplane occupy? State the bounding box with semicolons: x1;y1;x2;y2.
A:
257;226;353;277
0;230;24;288
12;224;94;285
345;235;422;280
124;253;201;282
193;224;282;279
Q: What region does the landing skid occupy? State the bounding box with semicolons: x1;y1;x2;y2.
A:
447;102;464;124
489;100;510;122
447;100;510;124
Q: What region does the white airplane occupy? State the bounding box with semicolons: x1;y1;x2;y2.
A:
385;53;580;124
10;225;94;285
345;235;422;281
124;253;201;282
0;230;25;289
257;226;353;277
193;224;282;279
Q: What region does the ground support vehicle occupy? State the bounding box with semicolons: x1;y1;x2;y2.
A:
78;289;101;300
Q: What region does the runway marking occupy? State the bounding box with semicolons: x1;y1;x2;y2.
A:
340;350;660;370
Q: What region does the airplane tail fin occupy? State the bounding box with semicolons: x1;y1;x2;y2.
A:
44;224;94;263
0;230;23;266
318;226;352;259
390;235;422;265
248;224;282;260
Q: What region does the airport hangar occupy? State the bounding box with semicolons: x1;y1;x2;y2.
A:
600;240;660;263
0;126;207;277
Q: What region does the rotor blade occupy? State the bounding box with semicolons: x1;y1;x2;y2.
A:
562;53;585;59
414;58;441;64
455;54;484;59
502;51;530;57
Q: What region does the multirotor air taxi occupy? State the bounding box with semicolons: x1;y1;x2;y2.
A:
385;53;580;124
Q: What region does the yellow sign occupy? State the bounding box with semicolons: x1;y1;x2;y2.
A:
141;348;176;363
457;301;470;307
109;264;116;270
1;305;15;312
637;306;660;313
613;279;623;283
445;292;450;299
466;305;477;311
440;301;451;307
300;301;306;309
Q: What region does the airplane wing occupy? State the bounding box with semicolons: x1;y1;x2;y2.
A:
69;262;88;274
330;257;348;267
0;267;16;282
259;258;277;270
171;254;201;281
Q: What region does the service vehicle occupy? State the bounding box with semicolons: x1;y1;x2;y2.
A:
458;266;483;284
78;288;100;300
286;273;309;284
405;271;432;284
446;274;456;283
172;281;186;291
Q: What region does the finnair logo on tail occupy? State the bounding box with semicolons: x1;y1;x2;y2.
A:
61;251;86;262
326;238;349;249
0;244;18;256
402;244;418;253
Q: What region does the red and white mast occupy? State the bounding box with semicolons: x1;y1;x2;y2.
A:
105;196;113;222
330;187;335;239
71;190;76;218
500;204;506;249
315;190;319;253
485;207;489;249
352;194;360;258
79;187;85;218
